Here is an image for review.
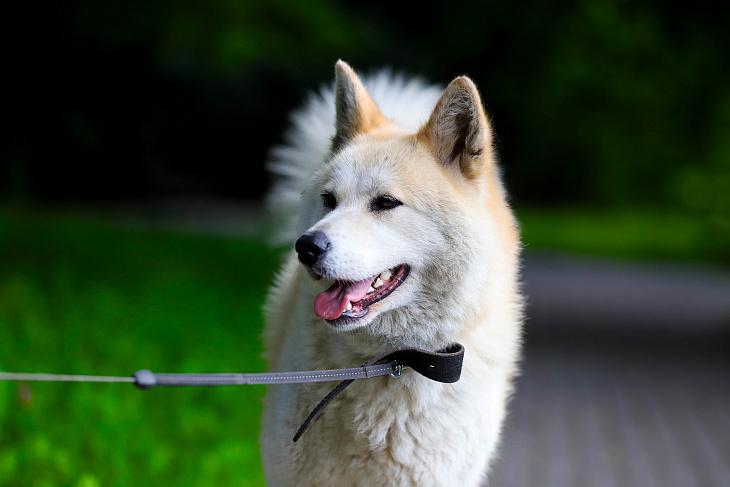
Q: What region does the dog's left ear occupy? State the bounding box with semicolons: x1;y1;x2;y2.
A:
332;60;388;152
418;77;491;180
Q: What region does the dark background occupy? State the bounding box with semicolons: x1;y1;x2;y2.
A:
5;1;729;258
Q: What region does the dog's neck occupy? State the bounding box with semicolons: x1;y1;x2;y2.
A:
307;313;466;367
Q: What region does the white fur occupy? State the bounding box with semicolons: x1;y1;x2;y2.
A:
261;64;522;487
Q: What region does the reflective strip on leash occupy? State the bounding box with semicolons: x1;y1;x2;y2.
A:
0;363;400;388
132;363;400;389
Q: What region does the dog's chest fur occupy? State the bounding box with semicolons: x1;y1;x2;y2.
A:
262;320;514;487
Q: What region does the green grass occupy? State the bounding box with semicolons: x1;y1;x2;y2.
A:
517;207;727;265
0;211;278;486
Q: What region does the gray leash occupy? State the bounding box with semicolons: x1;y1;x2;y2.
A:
0;363;401;388
0;343;464;441
0;372;135;384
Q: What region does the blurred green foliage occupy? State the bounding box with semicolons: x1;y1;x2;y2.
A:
71;0;369;71
6;0;728;261
501;0;730;255
0;212;277;486
8;1;729;232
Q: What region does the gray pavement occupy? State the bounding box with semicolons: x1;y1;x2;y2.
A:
490;336;730;487
491;251;730;487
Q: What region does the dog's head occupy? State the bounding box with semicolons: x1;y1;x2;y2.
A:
295;61;517;347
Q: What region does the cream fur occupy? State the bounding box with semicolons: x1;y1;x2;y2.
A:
261;61;523;487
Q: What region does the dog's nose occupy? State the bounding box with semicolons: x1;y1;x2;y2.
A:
295;231;331;266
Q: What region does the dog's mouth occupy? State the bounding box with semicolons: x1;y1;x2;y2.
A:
313;265;410;326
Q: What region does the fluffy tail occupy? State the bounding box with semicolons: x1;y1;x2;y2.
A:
265;68;443;246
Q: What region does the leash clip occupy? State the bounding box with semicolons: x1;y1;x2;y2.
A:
389;360;403;378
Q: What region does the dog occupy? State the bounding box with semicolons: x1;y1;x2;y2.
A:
260;60;523;486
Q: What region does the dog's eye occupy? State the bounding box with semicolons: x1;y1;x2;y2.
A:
371;195;402;211
321;192;337;210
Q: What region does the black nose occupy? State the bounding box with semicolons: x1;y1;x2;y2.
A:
295;231;331;266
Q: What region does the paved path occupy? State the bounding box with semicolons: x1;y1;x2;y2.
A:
491;252;730;487
490;334;730;487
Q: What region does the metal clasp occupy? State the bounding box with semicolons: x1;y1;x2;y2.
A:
389;360;403;378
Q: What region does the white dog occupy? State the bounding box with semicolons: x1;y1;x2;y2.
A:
260;61;523;486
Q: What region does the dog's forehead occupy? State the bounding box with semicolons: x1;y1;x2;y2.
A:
328;153;397;194
326;137;434;195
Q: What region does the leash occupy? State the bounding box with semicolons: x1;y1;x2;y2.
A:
0;343;464;441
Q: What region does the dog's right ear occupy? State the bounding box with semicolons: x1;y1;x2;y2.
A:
332;60;388;152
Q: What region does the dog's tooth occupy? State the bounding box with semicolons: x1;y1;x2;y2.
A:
345;301;352;311
373;277;384;288
368;286;375;294
380;270;392;281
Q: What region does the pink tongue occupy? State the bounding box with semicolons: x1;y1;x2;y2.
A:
314;275;377;320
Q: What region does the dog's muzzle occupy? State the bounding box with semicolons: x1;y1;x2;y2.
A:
295;231;331;267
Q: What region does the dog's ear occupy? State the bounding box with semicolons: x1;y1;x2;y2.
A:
332;60;388;152
418;77;491;180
